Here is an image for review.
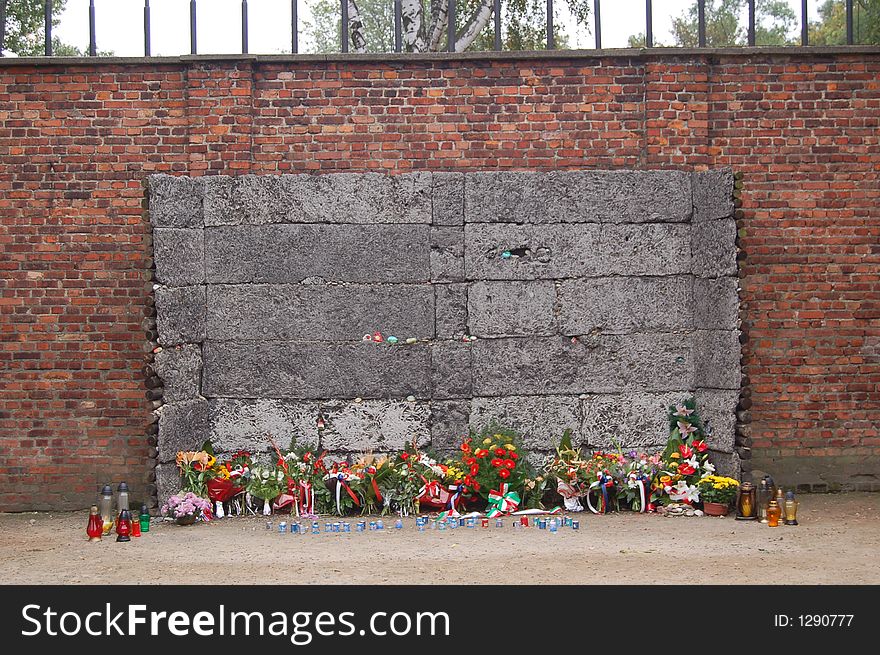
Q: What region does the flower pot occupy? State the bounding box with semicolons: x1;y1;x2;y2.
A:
703;501;729;517
175;513;198;526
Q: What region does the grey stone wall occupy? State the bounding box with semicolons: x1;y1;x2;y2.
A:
148;170;739;500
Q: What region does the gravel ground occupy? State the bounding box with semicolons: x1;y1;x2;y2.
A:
1;493;876;585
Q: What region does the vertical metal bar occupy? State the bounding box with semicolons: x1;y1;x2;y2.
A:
0;1;7;56
242;0;249;54
493;0;501;50
89;0;97;56
645;0;653;48
593;0;600;49
394;0;402;53
547;0;554;50
44;0;53;56
448;0;456;52
801;0;808;46
144;0;151;57
698;0;706;47
748;0;756;46
291;0;298;54
341;0;349;53
190;0;197;55
846;0;854;45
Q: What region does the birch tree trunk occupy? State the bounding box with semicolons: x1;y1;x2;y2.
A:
454;0;494;52
348;0;368;53
401;0;427;52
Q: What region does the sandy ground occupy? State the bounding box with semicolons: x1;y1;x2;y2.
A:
1;493;877;585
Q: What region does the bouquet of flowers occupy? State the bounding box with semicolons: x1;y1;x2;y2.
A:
698;475;739;506
615;450;661;512
205;444;252;506
245;464;286;515
391;440;447;516
161;491;213;524
279;439;329;516
652;399;715;505
544;430;591;511
582;451;623;514
352;454;395;515
456;424;531;515
175;449;217;497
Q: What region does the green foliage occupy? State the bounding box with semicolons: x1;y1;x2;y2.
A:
669;0;797;47
1;1;111;56
811;0;880;45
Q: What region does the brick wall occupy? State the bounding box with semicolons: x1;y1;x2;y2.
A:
1;49;878;510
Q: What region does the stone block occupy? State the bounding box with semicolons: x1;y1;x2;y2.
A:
148;174;204;228
201;175;233;226
431;341;472;399
430;227;465;282
463;170;692;224
205;224;431;284
432;172;464;226
579;392;688;450
208;399;321;453
692;218;737;277
153;344;203;402
430;400;471;453
435;283;468;338
319;399;431;452
156;463;182;504
464;223;691;280
707;451;741;479
155;286;206;345
469;395;581;451
472;334;694;396
694;277;739;330
559;276;692;334
157;399;209;462
206;284;434;341
202;341;432;399
152;228;204;286
694;388;739;453
468;281;557;337
693;330;741;389
692;169;734;222
202;173;432;225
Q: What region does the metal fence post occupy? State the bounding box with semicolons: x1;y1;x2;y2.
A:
89;0;96;56
394;0;402;52
593;0;601;49
748;0;756;46
0;1;6;56
190;0;197;54
697;0;706;47
242;0;249;54
845;0;854;45
494;0;501;51
44;0;53;56
801;0;808;46
144;0;151;56
341;0;349;53
645;0;653;48
448;0;457;52
292;0;298;54
547;0;554;50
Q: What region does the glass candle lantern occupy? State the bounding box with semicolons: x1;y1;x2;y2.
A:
139;504;151;533
98;484;114;535
766;499;781;527
757;479;771;523
735;481;757;520
86;505;103;542
784;491;799;525
115;508;133;542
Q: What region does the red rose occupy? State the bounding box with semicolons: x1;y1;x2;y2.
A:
476;449;488;458
509;451;518;460
473;482;481;491
460;442;471;453
469;464;479;477
494;448;506;457
498;469;510;480
692;440;708;453
678;463;696;476
504;459;515;469
465;457;476;466
400;452;409;461
491;458;502;468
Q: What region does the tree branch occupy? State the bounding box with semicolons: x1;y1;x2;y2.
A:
455;0;494;52
401;0;427;52
428;0;447;51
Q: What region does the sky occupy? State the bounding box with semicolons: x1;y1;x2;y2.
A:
46;0;814;57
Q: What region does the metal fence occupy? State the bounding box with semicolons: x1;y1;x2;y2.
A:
1;0;869;58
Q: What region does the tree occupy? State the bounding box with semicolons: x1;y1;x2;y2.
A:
305;0;591;53
810;0;880;45
628;0;797;48
1;0;110;56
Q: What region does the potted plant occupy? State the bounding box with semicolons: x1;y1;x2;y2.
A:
698;476;740;516
161;491;212;525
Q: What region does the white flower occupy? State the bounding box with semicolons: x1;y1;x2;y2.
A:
685;456;699;470
668;481;700;503
702;461;716;475
677;421;697;437
674;405;694;417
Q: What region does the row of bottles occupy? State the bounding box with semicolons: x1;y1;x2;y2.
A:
736;475;799;526
86;481;151;543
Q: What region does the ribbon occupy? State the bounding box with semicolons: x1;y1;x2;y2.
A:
333;473;361;515
298;481;315;517
486;483;521;518
371;478;383;504
586;473;614;515
447;484;463;511
634;473;649;513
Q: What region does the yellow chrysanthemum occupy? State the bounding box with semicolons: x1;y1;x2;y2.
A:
483;438;492;445
504;444;516;450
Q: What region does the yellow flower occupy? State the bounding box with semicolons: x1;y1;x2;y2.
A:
670;452;680;459
483;438;492;445
505;444;516;451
